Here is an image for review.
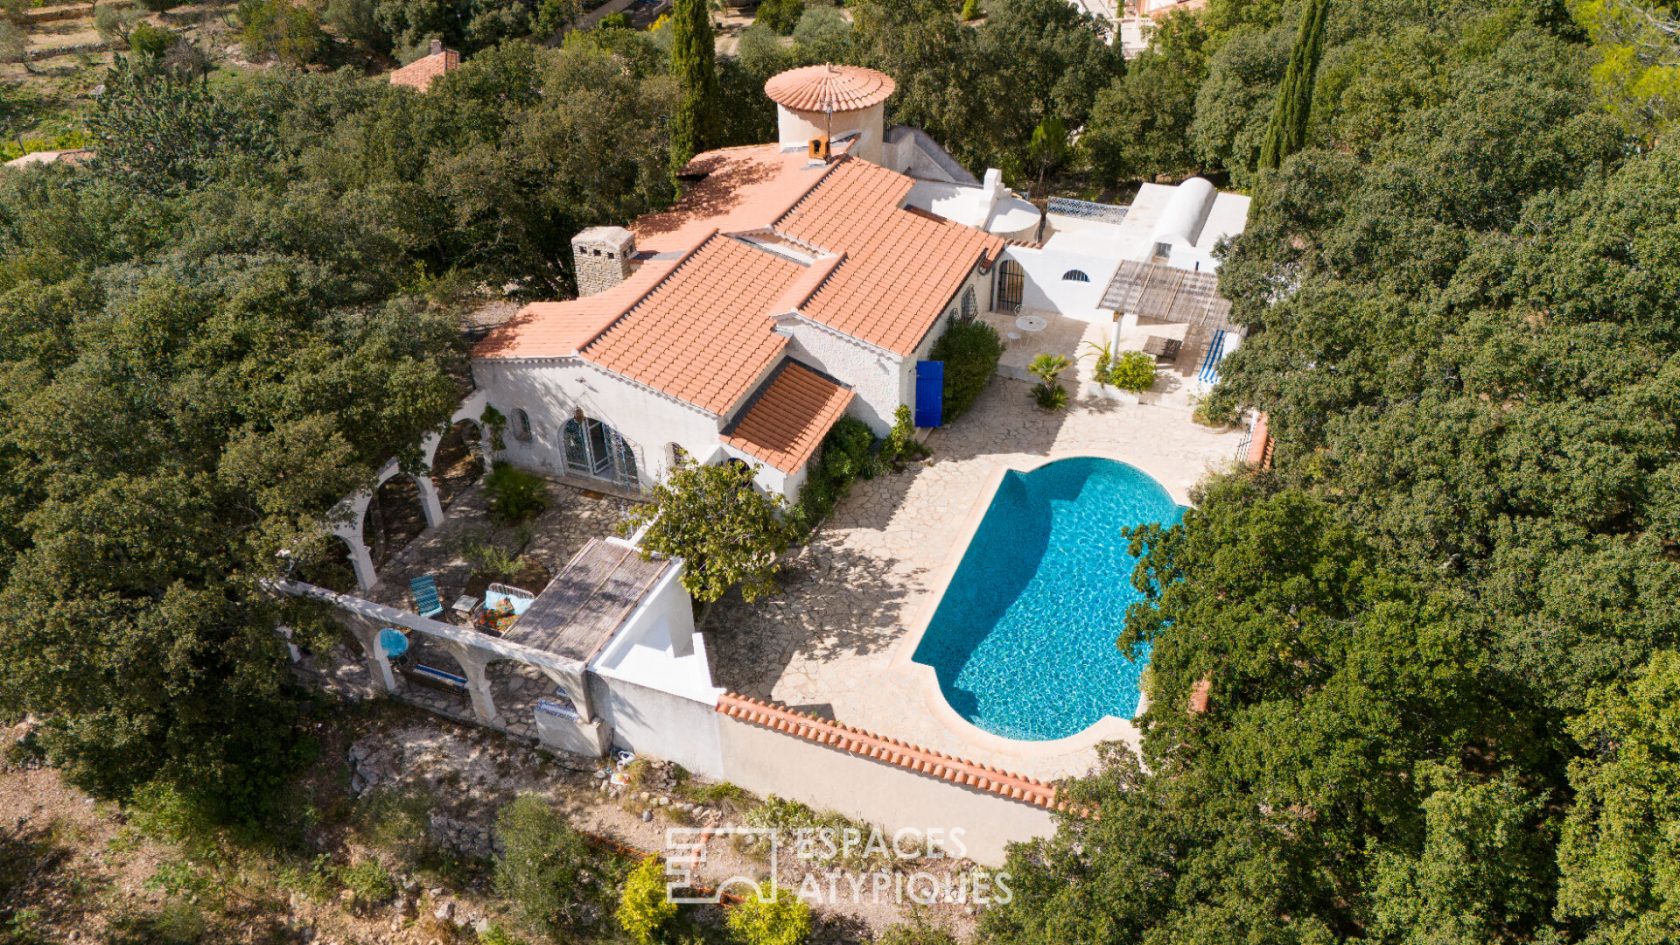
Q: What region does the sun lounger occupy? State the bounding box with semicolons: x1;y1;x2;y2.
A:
409;574;444;618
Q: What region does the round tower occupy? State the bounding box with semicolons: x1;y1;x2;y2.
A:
764;64;895;165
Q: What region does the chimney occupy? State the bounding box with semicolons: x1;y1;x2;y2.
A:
571;226;637;297
430;38;444;56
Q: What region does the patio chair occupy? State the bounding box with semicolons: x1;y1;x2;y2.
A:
409;574;445;619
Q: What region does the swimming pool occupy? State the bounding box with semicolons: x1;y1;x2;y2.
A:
911;457;1184;741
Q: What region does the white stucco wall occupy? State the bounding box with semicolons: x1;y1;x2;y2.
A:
1004;243;1121;320
590;555;728;778
778;104;886;164
717;717;1058;866
778;322;905;435
471;358;721;488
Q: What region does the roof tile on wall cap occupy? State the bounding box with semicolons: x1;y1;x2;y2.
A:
764;64;896;113
715;692;1073;812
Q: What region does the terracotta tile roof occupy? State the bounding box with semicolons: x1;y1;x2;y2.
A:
777;160;1003;353
389;46;461;92
636;146;837;255
722;361;855;473
1188;677;1212;714
1246;413;1273;469
764;65;896;113
580;234;805;415
716;693;1070;810
475;149;1002;404
473;260;678;359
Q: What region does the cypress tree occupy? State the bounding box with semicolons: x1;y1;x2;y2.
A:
1259;0;1330;171
669;0;720;176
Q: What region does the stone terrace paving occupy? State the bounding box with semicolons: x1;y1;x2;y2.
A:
706;336;1244;782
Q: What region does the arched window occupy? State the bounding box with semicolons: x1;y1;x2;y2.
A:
512;408;533;442
561;416;640;488
1061;270;1091;283
960;286;977;320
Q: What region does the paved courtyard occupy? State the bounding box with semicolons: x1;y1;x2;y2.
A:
707;338;1245;782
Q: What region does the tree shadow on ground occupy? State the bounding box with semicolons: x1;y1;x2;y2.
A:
703;541;927;698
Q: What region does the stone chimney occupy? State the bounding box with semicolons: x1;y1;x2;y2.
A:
429;38;444;56
571;226;636;297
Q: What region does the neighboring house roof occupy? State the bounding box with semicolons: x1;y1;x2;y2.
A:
389;42;461;92
763;64;896;113
475;148;1002;421
581;232;806;415
4;149;94;169
723;361;855;474
716;693;1070;811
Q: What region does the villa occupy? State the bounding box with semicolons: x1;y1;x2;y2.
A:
472;63;1247;502
284;64;1256;864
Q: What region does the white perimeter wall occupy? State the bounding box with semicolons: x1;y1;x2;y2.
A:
717;717;1057;865
1003;243;1121;319
593;675;726;780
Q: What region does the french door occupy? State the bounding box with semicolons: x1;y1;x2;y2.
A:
562;417;640;487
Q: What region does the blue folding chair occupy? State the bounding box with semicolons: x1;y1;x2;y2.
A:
409;574;444;618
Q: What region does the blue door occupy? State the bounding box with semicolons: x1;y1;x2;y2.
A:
915;360;944;428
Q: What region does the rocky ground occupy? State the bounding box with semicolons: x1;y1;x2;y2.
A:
2;702;974;944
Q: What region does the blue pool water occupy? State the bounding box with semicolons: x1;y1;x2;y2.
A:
912;457;1184;741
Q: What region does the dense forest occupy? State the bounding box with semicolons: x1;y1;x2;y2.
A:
984;1;1680;944
0;0;1677;942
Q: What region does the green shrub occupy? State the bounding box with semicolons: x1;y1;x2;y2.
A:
485;462;549;523
756;0;803;34
129;21;175;58
493;794;608;936
617;856;678;944
960;0;982;21
928;319;1003;420
1031;382;1069;410
793;416;880;534
477;924;529;945
353;785;433;869
879;405;929;466
821;416;876;483
238;0;325;66
875;913;960;945
1107;350;1157;393
338;858;396;906
1028;353;1071;410
726;883;812;945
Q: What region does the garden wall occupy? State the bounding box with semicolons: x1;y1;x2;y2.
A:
715;711;1058;865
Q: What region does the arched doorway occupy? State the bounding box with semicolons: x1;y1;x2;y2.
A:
560;416;640;488
432;419;485;509
366;475;429;568
994;259;1024;312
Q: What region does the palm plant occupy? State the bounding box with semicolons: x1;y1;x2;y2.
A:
1029;353;1071;410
